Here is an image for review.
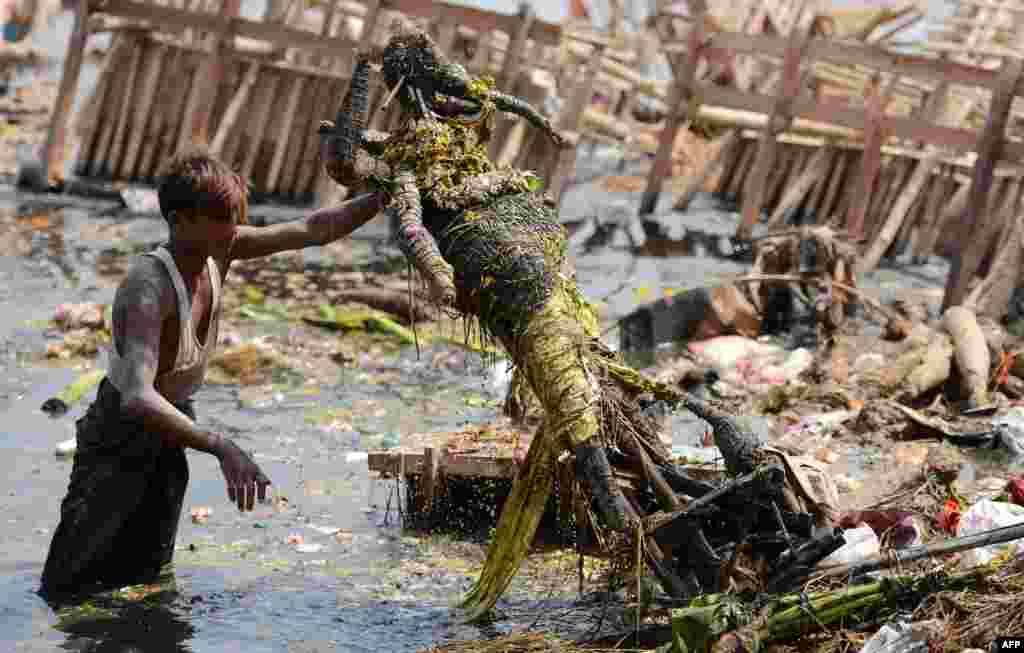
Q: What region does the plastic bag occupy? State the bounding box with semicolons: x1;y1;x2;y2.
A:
993;407;1024;461
821;525;879;566
956;498;1024;567
860;620;942;653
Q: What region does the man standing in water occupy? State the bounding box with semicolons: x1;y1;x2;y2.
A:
40;147;386;598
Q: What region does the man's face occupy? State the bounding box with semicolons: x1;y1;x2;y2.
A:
174;211;238;260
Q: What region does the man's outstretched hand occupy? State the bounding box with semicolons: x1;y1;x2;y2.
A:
215;438;271;511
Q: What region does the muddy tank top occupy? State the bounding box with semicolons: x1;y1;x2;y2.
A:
107;247;222;404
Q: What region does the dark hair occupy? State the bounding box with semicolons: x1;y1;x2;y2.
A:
157;146;249;226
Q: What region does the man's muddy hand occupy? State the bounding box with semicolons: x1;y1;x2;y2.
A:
215;437;271;512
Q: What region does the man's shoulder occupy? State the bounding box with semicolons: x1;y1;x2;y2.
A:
115;252;174;307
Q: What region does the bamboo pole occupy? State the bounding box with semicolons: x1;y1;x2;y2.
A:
967;180;1024;319
138;45;188;179
296;78;341;197
767;144;835;228
912;165;953;260
736;29;809;238
210;60;260;157
240;71;281;183
119;40;168;179
488;2;535;162
726;140;758;200
943;57;1024;310
266;74;306;194
844;74;890;240
105;36;144;179
179;0;242;150
856;156;913;266
157;51;198;169
280;76;319;197
766;145;801;212
41;0;91;188
805;147;836;220
712;137;747;197
77;33;131;177
896;177;929;253
818;148;850;222
638;9;706;217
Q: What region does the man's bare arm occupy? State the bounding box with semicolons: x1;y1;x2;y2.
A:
113;263;225;456
114;261;270;510
229;192;386;260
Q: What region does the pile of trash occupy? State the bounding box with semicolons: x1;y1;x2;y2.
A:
44;301;111;360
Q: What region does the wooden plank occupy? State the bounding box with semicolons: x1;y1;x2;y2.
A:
726;139;757;199
860;149;946;272
765;144;799;211
693;82;1024;159
41;0;91;187
844;74;890;240
384;0;561;47
421;447;440;511
918;177;968;261
155;53;199;173
295;78;340;196
119;40;167;179
98;0;361;57
943;58;1024;310
665;29;1022;96
368;451;519;479
487;2;534;162
638;12;706;216
106;35;144;179
767;144;834;228
968;180;1024;319
210;60;259;157
76;33;131;176
818;149;850;222
279;75;319;197
712;138;745;196
805;148;836;220
266;74;305;193
736;29;809;238
137;46;186;178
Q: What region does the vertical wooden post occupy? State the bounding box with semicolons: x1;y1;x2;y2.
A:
912;164;952;261
638;10;705;216
726;140;757;200
767;144;834;228
41;0;90;188
266;75;306;194
210;61;260;157
420;447;440;523
179;0;241;150
968;180;1024;320
487;2;535;161
735;29;808;238
499;3;534;91
357;0;384;52
942;57;1024;311
845;73;889;241
120;41;168;180
106;36;144;179
243;71;280;179
541;42;604;202
818;149;850;223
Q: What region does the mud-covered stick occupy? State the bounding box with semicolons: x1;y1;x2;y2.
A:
817;521;1024;579
389;168;455;305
